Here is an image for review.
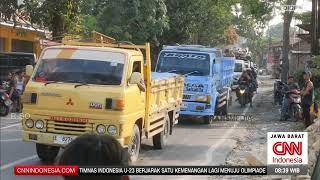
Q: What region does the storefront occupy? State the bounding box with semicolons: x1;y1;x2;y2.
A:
0;22;44;57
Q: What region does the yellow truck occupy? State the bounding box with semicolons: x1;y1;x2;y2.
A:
22;39;184;162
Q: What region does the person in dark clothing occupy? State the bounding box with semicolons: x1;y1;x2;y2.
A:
237;70;254;107
58;134;129;180
301;71;314;128
280;76;299;121
1;72;17;100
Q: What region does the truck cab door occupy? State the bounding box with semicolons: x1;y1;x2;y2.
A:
127;60;146;119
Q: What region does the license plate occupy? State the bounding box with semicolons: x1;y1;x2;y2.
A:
53;135;76;145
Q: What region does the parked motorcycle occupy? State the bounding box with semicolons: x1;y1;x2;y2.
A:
0;89;12;116
282;89;302;121
274;80;284;105
236;81;252;107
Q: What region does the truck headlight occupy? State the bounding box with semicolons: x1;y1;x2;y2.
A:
107;125;117;135
25;119;34;128
35;120;44;129
196;95;211;103
96;124;106;134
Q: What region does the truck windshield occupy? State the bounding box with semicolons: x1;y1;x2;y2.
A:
157;52;210;76
234;62;243;72
33;59;124;85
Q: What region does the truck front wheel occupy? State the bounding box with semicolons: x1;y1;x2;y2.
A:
153;114;170;149
36;143;60;162
128;124;141;162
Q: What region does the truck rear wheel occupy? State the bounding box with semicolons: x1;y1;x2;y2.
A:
153;114;170;149
36;143;60;162
220;98;229;115
203;115;213;124
128;124;141;162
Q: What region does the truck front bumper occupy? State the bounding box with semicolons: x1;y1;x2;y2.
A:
22;131;125;147
180;101;213;116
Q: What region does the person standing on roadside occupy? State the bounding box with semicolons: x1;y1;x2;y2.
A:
15;70;25;95
301;71;314;128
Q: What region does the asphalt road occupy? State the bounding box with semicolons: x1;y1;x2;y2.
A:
0;76;274;180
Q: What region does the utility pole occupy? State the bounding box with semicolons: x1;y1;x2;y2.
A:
311;0;320;55
281;0;297;83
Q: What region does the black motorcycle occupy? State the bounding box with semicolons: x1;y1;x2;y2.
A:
236;81;252;107
0;89;12;116
273;80;284;105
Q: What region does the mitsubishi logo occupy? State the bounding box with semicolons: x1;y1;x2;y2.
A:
66;98;74;106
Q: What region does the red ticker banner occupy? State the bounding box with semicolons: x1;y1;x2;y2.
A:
14;165;307;176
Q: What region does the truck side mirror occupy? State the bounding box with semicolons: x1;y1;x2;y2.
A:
26;65;34;77
129;72;146;92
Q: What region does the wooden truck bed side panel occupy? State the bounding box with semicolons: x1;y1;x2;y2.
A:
145;72;184;137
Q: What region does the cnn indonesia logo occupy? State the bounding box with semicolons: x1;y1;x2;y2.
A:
267;132;308;165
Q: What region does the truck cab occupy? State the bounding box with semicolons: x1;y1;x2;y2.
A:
156;45;234;124
22;39;184;162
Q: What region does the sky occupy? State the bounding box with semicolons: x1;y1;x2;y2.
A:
269;0;313;26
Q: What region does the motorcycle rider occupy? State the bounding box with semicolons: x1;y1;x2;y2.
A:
237;69;253;107
280;75;299;121
250;66;258;90
1;72;16;101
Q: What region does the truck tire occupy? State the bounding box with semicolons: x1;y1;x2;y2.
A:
36;143;60;162
128;124;141;162
228;94;233;107
203;115;213;124
239;96;245;108
220;89;230;115
153;114;170;149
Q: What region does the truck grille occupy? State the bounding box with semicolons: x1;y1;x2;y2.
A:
183;95;192;100
46;120;93;135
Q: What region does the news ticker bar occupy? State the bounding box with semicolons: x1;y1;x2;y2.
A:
14;165;308;176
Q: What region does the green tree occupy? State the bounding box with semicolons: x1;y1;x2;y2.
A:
234;0;274;65
1;0;83;40
294;11;312;24
96;0;168;45
161;0;235;46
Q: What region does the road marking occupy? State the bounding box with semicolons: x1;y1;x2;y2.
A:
181;95;259;180
204;95;258;164
0;138;21;142
0;155;37;171
0;129;22;133
0;123;21;130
